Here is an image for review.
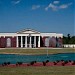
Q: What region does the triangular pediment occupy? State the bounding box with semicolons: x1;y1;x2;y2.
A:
17;29;40;34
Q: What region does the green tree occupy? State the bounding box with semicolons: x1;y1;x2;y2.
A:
63;34;75;44
67;34;71;44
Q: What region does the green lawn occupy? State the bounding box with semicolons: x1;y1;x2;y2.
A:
0;66;75;75
0;48;75;75
0;48;75;55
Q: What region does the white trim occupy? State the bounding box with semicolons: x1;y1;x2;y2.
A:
34;36;36;48
16;36;18;47
38;36;40;47
17;29;40;34
25;36;27;48
41;33;63;38
29;36;32;48
21;36;23;48
0;33;63;38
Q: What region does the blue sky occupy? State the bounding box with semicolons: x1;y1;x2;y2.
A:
0;0;74;36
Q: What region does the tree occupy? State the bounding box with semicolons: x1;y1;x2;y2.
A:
63;34;75;44
67;34;71;44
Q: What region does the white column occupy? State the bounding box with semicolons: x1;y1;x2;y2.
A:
21;36;23;48
29;36;31;48
16;36;18;47
34;36;36;48
38;36;40;47
25;36;27;48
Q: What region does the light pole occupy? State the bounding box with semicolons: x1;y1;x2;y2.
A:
47;46;49;58
45;38;49;58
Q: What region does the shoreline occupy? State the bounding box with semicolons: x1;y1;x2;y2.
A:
0;52;75;55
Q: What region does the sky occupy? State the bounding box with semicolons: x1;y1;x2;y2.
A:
0;0;74;36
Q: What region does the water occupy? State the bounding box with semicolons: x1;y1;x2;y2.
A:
0;53;75;64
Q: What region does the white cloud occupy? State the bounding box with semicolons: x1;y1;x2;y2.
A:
45;3;58;11
45;7;49;11
12;0;21;5
59;4;68;9
45;2;73;11
49;3;58;11
59;3;72;9
53;1;60;4
32;5;40;10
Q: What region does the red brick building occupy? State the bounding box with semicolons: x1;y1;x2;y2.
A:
0;29;63;48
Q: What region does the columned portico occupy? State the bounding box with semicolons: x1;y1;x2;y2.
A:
16;29;41;48
16;35;40;48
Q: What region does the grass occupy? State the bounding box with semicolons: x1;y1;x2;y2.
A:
0;66;75;75
0;48;75;55
0;48;75;75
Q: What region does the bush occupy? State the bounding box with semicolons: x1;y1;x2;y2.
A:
7;62;10;65
16;62;23;66
46;60;49;63
30;61;35;65
53;62;57;65
43;61;46;66
56;60;59;63
2;62;8;66
68;60;71;62
61;60;64;62
62;63;65;66
72;61;75;65
64;61;68;64
34;61;37;63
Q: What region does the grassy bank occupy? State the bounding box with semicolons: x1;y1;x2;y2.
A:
0;66;75;75
0;48;75;55
0;48;75;75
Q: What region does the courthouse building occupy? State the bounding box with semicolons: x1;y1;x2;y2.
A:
0;29;63;48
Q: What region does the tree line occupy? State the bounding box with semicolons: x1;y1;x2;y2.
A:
63;34;75;44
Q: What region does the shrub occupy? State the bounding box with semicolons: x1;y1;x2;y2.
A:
34;61;37;63
30;61;35;65
56;60;59;63
16;62;23;66
46;60;49;63
64;61;68;64
61;60;64;62
72;61;75;65
42;61;46;66
68;60;71;62
7;62;10;65
53;62;57;65
62;63;65;66
2;62;7;66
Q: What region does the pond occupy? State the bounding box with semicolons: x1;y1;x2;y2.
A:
0;53;75;64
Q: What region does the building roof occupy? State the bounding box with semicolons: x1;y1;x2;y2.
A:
0;28;63;37
17;28;40;34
